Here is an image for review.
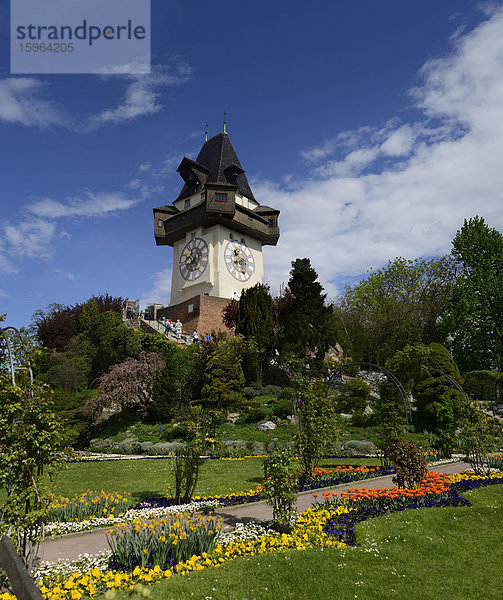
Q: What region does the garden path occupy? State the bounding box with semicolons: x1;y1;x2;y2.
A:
40;461;470;563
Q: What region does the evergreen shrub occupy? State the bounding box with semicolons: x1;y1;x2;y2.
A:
243;386;259;399
240;407;269;424
270;397;294;419
262;384;283;396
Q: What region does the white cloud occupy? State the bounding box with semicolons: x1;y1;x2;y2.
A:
24;186;160;219
0;255;18;275
140;267;172;307
54;269;76;281
90;64;191;127
300;125;387;164
315;146;381;178
131;152;190;185
26;191;139;219
300;139;338;163
259;8;503;296
380;125;415;157
2;182;159;273
0;238;18;274
0;78;67;128
3;218;57;260
0;61;191;131
98;57;151;75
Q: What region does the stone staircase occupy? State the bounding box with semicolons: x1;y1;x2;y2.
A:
122;316;195;346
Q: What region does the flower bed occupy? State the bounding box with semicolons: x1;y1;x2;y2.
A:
488;452;503;470
69;453;268;462
308;465;391;491
318;471;503;548
1;471;499;600
123;465;392;515
29;506;350;600
45;499;222;537
107;513;221;571
319;472;470;545
48;491;131;524
41;464;390;537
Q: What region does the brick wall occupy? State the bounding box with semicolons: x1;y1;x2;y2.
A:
157;294;233;337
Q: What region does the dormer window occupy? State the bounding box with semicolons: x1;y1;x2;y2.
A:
224;164;244;184
268;218;275;227
184;199;191;209
215;192;227;202
157;219;163;228
187;172;199;191
201;191;207;201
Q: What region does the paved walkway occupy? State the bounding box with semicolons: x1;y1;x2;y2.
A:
40;461;471;563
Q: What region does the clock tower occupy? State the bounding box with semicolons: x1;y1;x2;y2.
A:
153;130;280;335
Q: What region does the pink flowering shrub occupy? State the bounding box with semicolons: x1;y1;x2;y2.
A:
84;351;164;419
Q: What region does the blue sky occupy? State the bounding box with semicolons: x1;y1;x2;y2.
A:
1;1;503;329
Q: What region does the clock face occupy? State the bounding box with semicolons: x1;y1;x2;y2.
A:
224;240;255;281
179;237;209;281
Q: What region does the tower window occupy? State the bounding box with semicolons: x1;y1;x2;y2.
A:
268;218;275;227
157;219;163;228
184;199;191;208
214;192;227;202
201;191;207;201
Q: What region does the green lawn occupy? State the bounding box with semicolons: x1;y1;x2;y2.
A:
101;484;502;600
47;456;381;501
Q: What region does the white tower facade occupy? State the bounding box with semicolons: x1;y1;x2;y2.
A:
153;131;279;333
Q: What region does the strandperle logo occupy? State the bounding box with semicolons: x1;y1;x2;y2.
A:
11;0;151;74
16;19;147;46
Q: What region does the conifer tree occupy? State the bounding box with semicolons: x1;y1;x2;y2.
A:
235;284;274;382
277;258;335;368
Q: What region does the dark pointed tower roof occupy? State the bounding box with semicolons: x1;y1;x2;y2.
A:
176;132;256;201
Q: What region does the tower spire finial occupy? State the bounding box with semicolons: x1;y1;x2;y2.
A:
223;111;227;134
205;122;208;142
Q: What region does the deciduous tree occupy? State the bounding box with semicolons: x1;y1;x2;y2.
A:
335;256;455;364
446;216;503;372
291;365;339;485
0;377;64;574
84;351;164;419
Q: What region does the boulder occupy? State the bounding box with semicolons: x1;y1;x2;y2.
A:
227;412;240;424
257;420;276;431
